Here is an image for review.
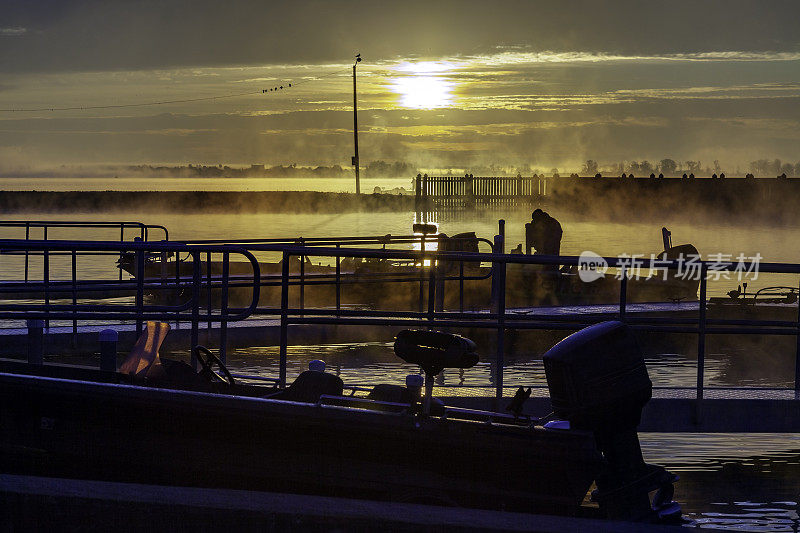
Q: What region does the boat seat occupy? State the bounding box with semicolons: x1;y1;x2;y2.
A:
394;330;478;377
270;370;344;403
367;383;412;404
119;321;171;378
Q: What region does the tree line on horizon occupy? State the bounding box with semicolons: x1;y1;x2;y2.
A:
579;158;800;178
122;161;418;179
6;158;800;179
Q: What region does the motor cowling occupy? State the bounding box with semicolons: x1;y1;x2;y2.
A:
543;321;680;523
543;320;651;432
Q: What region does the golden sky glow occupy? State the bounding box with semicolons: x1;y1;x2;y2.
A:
388;61;458;109
2;29;800;172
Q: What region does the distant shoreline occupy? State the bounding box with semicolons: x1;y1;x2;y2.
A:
0;185;798;226
0;190;415;213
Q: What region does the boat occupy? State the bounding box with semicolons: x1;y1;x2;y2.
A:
115;224;699;310
708;282;798;320
0;321;680;523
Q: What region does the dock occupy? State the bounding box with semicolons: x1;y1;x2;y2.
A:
0;474;677;532
1;236;800;434
0;301;700;354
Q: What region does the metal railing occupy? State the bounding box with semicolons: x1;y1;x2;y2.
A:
0;239;259;363
0;220;169;282
2;236;800;406
262;244;800;402
164;233;495;316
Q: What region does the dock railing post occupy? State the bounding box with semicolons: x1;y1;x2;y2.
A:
71;249;78;346
496;242;506;408
795;277;800;399
220;251;230;365
491;234;505;408
459;260;465;313
135;246;144;340
119;225;125;281
490;234;500;311
26;318;44;365
335;244;341;316
696;264;708;411
24;223;29;282
490;221;505;311
43;227;49;329
427;254;436;328
419;234;426;313
279;250;290;388
619;266;628;322
299;238;305;313
99;329;118;372
206;251;212;344
435;236;445;313
190;251;201;369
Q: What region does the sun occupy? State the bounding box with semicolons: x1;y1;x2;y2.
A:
389;61;457;109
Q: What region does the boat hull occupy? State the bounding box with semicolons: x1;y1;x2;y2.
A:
0;371;602;514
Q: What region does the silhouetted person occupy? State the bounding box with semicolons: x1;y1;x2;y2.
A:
527;209;562;256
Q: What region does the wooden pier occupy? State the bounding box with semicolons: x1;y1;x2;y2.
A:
415;174;548;208
413;173;800;219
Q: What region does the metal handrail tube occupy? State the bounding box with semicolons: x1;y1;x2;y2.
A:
180;234;494;249
127;269;492;286
270;245;776;273
697;265;708;401
270;243;800;401
5;237;800;403
0;240;261;323
0;221;168;241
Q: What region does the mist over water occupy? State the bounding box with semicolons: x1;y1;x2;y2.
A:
0;176;413;193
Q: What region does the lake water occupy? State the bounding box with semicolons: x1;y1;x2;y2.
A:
1;178;799;530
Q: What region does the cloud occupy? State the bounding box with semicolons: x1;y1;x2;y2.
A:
1;1;799;73
0;27;27;36
465;50;800;66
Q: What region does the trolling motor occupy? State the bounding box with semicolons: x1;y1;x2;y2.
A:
394;330;478;414
543;321;681;523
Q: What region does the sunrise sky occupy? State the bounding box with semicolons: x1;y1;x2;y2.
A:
2;1;800;172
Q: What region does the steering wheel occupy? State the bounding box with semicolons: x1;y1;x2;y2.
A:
193;345;235;386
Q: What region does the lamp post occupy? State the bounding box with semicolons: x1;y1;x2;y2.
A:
352;53;361;195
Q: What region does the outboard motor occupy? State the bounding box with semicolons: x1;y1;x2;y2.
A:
543;321;680;523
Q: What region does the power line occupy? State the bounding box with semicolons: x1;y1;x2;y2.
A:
0;66;352;113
